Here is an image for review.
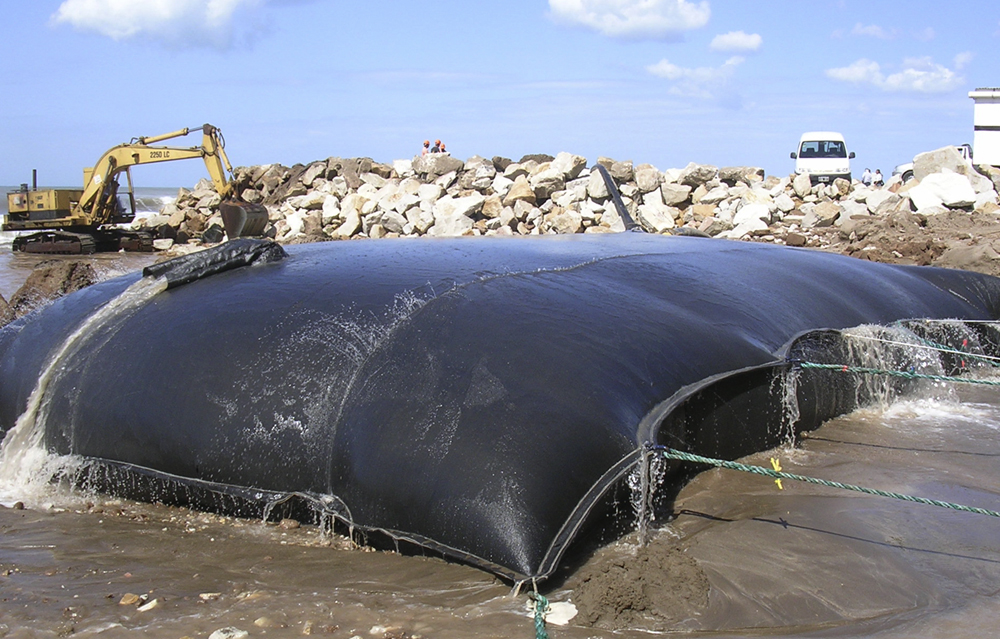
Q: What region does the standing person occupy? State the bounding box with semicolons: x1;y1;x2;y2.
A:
421;140;430;156
873;169;884;187
431;139;442;153
439;142;447;154
861;167;872;186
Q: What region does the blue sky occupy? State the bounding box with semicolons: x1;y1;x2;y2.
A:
2;0;998;187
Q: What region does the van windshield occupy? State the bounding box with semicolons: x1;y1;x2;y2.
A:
798;140;847;159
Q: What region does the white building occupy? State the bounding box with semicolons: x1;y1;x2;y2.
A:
969;87;1000;166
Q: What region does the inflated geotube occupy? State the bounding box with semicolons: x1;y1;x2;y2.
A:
2;234;1000;582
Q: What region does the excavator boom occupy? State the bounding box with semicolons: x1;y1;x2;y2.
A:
4;124;267;254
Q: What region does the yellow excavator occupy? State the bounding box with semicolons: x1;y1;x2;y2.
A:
4;124;268;254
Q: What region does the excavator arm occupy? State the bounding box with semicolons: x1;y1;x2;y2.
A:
5;124;267;253
78;124;237;221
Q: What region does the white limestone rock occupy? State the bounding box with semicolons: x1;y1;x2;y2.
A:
542;208;584;234
635;202;677;233
792;173;812;199
908;171;977;211
732;203;771;227
660;183;692;207
587;171;609;199
913;146;970;181
678;162;718;188
550;152;588;180
774;192;796;214
634;164;663;193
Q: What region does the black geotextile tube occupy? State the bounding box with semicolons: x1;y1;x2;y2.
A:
142;238;288;289
5;234;1000;582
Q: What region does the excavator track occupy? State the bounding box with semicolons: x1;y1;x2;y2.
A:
12;229;153;254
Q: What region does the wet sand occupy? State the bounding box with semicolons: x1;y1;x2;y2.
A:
3;384;1000;638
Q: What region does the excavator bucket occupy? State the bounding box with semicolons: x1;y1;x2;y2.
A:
219;200;269;238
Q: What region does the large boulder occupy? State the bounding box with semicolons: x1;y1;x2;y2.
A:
503;175;537;207
801;201;840;228
635;202;677;233
908;172;978;211
718;166;764;186
634;164;663;193
541;208;584;234
792;172;812;198
412;153;464;178
678;162;718;188
550;152;588;180
913;146;970;181
660;183;692;207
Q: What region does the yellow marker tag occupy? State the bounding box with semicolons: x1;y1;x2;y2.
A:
770;458;784;490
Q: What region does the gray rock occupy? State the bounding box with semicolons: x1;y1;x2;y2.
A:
732;203;771;227
660;183;692;207
801;201;840;228
678;162;718;188
913;146;971;181
503;163;529;180
718;166;764;186
433;193;485;219
698;185;729;205
481;195;503;219
333;207;361;237
361;172;387;189
608;159;634;182
530;168;566;201
587;171;610;199
634;164;663;193
503;175;537;207
393;158;415;178
864;189;895;214
550;152;588;180
301;161;327;187
833;177;851;197
635;202;677;233
542;208;584;234
719;216;768;239
774;192;796;214
908;172;977;210
379;210;408;234
792;173;812;199
976;164;1000;194
413;153;464;177
288;191;326;210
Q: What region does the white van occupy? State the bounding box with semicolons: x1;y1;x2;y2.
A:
790;132;855;184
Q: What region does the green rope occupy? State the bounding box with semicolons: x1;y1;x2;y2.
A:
657;447;1000;518
796;361;1000;387
530;592;550;639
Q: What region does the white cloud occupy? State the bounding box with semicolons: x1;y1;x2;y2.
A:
954;51;974;70
709;30;762;52
647;56;744;99
826;57;963;93
850;23;896;40
548;0;710;39
52;0;266;49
